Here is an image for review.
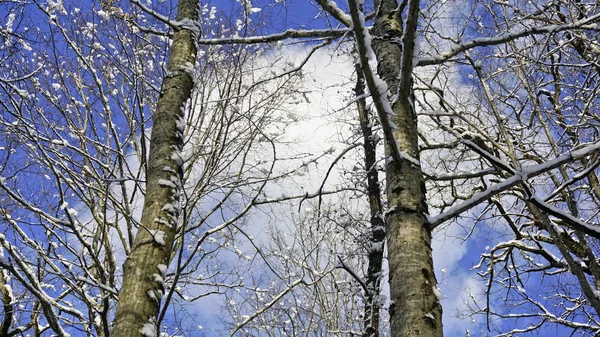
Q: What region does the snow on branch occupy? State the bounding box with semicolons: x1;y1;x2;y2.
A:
530;196;600;240
253;188;361;206
227;278;319;337
545;156;600;202
314;0;352;26
417;13;600;67
312;143;361;215
428;141;600;229
0;237;73;337
335;256;368;293
347;0;407;166
0;177;70;228
129;0;180;27
197;28;348;45
427;174;522;229
397;0;420;95
129;0;202;37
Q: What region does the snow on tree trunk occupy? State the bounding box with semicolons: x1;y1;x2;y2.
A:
111;0;199;336
370;0;443;336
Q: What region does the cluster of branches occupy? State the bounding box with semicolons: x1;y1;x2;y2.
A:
416;1;600;335
0;0;319;335
1;0;600;337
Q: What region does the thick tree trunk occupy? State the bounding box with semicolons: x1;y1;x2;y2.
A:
371;0;444;336
111;1;199;336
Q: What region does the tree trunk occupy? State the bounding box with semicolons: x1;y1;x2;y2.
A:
371;0;444;336
355;63;385;337
111;1;199;336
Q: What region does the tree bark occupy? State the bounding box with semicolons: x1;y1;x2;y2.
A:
371;0;444;336
355;63;385;337
111;0;199;336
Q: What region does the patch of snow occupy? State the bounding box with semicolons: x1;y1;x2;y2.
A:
162;203;176;214
154;217;170;225
148;230;166;246
153;273;164;286
433;287;442;300
157;179;177;189
147;289;162;302
326;1;351;23
51;139;68;146
171;152;184;166
369;241;383;252
157;264;168;276
96;10;110;20
140;317;157;337
16;88;29;99
5;13;15;33
175;114;186;133
162;166;176;174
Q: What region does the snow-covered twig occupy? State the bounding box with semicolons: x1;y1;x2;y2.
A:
417;14;600;66
545;155;600;202
314;0;352;26
335;256;368;293
227;278;321;337
198;28;348;45
530;196;600;240
428;141;600;229
128;0;180;28
310;143;361;215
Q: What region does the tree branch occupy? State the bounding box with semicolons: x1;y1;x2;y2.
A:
428;141;600;229
198;28;349;45
417;15;600;66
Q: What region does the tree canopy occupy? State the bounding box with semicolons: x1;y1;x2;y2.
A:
1;0;600;336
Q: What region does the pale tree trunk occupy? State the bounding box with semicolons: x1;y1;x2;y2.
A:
111;0;199;336
370;0;443;336
0;269;14;337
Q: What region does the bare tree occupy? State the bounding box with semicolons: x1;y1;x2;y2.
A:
0;1;323;336
223;1;600;336
416;1;600;336
3;0;600;337
110;0;201;334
